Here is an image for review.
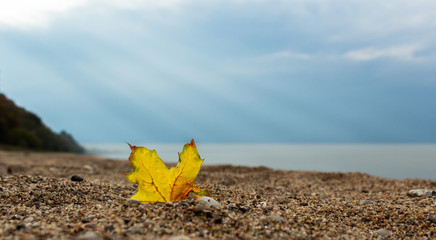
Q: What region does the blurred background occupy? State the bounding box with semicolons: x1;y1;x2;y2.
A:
1;0;435;179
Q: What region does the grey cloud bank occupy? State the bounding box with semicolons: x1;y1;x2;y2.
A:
1;0;435;143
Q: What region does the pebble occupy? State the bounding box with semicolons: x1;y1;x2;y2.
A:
374;228;391;237
361;200;374;205
79;231;100;240
168;236;191;240
84;165;94;172
196;196;221;207
269;215;285;222
126;227;143;234
16;224;26;230
84;223;97;229
104;225;115;232
407;189;434;197
71;175;84;182
125;199;142;206
428;215;436;223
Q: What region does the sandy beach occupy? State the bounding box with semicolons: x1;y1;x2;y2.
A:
0;150;435;239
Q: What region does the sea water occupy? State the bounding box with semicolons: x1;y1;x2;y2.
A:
83;143;436;180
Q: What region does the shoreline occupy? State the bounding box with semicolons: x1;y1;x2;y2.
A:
0;150;435;239
83;143;436;180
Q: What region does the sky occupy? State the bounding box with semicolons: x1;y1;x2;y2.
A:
1;0;436;143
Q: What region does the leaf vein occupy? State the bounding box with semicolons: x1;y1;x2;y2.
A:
170;150;191;198
142;160;167;202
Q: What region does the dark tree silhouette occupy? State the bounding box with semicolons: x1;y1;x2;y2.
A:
0;93;84;153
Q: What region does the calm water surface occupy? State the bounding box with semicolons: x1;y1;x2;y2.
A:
84;143;436;180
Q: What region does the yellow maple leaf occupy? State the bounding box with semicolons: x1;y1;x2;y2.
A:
125;139;207;204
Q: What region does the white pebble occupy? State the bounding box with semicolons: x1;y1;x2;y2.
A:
79;231;99;240
407;189;434;197
374;228;391;237
167;236;191;240
84;165;94;172
196;196;221;207
269;215;285;222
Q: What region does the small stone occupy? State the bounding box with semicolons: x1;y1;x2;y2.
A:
104;225;115;232
187;192;198;199
361;200;374;205
286;193;298;200
196;196;221;207
24;217;34;223
167;236;191;240
79;231;100;240
428;215;436;223
126;227;143;234
31;222;40;228
16;224;26;230
71;175;84;182
407;189;434;197
125;199;142;206
269;215;285;222
84;165;94;172
238;206;249;213
81;219;90;224
84;223;97;229
374;228;391;237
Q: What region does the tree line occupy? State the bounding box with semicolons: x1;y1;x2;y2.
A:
0;94;84;153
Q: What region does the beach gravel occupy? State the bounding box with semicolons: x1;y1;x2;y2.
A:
0;150;435;239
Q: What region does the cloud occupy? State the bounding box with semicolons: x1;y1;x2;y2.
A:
0;0;192;30
343;44;422;61
2;0;436;143
3;0;436;37
0;0;86;30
